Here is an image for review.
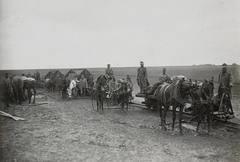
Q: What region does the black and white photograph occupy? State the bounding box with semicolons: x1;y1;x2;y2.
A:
0;0;240;161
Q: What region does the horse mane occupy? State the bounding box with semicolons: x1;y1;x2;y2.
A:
96;75;105;83
170;79;190;104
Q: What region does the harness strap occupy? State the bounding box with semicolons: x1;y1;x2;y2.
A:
163;84;170;103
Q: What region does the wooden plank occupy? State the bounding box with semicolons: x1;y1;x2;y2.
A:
135;94;157;99
135;93;145;98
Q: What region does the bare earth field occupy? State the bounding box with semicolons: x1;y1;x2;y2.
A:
0;66;240;161
0;87;240;162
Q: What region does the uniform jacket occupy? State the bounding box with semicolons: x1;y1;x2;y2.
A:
218;71;234;88
105;68;114;77
137;67;147;79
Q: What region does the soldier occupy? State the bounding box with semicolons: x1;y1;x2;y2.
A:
79;75;88;96
126;75;134;100
137;61;148;93
218;63;234;99
159;68;171;83
2;72;12;107
36;71;40;82
105;64;114;79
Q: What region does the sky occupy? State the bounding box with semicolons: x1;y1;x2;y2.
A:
0;0;239;70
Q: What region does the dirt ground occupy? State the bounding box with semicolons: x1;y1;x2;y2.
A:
0;88;240;162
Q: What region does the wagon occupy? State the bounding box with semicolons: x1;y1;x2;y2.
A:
212;88;234;121
136;87;235;122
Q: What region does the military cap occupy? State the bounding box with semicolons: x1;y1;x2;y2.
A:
222;63;227;66
140;61;144;63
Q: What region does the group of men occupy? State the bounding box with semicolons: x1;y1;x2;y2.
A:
136;61;234;101
1;62;234;107
105;64;134;103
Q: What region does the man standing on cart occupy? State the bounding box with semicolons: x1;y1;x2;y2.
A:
218;63;234;113
218;63;234;99
137;61;149;94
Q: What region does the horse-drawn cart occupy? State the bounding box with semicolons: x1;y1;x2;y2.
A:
136;86;235;122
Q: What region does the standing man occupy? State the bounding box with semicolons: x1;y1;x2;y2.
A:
105;64;114;79
79;75;88;96
147;68;171;95
126;75;134;100
137;61;148;94
36;71;40;83
218;63;234;99
2;72;12;107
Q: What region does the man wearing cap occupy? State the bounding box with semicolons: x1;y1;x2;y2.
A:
2;72;12;107
105;64;114;80
127;75;134;100
218;63;234;99
159;68;171;83
137;61;148;93
147;68;172;95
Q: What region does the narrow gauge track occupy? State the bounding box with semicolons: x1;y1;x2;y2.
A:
37;91;240;131
128;102;240;131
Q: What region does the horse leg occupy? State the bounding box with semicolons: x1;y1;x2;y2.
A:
97;97;99;112
33;88;36;104
172;104;176;133
18;88;22;105
163;103;168;131
101;95;104;113
27;89;32;103
196;104;202;135
207;106;211;135
126;95;128;112
158;101;164;130
179;105;183;135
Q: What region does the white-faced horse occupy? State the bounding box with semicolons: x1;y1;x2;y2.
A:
67;79;78;99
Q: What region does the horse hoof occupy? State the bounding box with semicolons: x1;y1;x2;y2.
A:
194;132;200;136
171;131;175;136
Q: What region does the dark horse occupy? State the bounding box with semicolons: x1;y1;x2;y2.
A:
155;79;192;134
12;76;24;104
190;79;214;135
116;81;131;112
12;76;37;104
23;79;37;103
93;75;108;113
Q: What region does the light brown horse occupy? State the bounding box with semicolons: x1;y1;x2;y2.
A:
155;79;192;134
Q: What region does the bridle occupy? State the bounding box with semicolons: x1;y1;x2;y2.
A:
201;82;214;100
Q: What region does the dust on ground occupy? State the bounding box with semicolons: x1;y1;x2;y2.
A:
0;89;240;162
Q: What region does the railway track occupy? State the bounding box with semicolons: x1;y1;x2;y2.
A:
128;101;240;131
36;91;240;131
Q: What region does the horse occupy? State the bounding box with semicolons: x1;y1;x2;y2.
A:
115;80;131;112
155;78;192;135
12;76;25;104
23;78;37;103
92;75;108;113
67;79;78;99
190;79;214;135
45;78;55;92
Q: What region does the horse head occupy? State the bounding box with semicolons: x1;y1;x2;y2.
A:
87;74;94;87
202;79;214;100
96;75;108;91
